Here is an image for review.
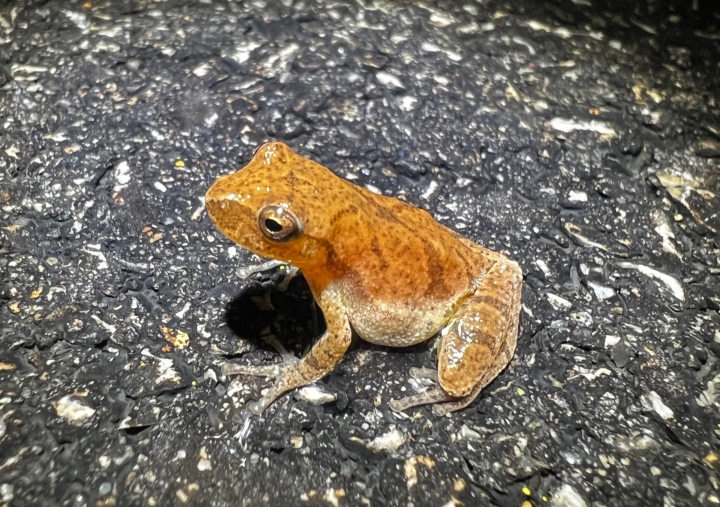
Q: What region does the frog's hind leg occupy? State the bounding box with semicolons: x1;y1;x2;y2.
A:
432;258;522;416
387;367;448;412
431;340;514;416
387;260;522;415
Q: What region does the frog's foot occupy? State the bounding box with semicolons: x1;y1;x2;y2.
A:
221;347;301;415
245;365;308;415
226;285;353;416
431;384;484;416
388;368;447;412
388;387;454;413
221;333;299;378
221;362;307;415
221;362;282;378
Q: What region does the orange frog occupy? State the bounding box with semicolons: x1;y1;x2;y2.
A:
205;142;522;416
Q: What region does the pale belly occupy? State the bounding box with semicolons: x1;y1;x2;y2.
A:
345;297;455;348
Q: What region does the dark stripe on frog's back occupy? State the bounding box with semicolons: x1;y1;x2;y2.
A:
292;158;407;229
356;216;473;303
355;185;479;301
341;182;405;225
370;238;389;270
418;234;477;301
284;170;300;187
329;204;359;227
287;156;477;302
383;195;480;295
372;201;406;225
421;237;451;298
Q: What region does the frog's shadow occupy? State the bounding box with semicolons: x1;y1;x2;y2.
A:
224;275;322;358
223;274;434;363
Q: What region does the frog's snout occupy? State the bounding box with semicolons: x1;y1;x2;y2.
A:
205;173;231;205
204;191;225;222
205;174;238;225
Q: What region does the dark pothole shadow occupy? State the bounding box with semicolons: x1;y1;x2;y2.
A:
220;270;437;381
222;273;325;361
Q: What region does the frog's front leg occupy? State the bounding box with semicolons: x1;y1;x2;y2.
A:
390;259;522;416
223;285;351;415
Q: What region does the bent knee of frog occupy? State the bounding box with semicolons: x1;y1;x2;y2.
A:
438;347;494;397
438;369;475;397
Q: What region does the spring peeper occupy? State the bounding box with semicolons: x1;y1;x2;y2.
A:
205;142;522;416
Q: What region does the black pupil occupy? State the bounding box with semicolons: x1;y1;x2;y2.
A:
265;218;284;233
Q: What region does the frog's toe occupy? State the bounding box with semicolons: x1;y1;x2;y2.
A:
430;381;487;416
409;367;438;381
262;335;299;366
221;362;281;378
245;379;286;416
247;365;311;415
388;387;453;412
431;395;476;417
387;398;407;413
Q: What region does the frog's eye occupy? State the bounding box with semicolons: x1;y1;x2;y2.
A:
257;205;301;242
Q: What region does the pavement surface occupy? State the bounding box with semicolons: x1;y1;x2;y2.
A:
1;0;720;506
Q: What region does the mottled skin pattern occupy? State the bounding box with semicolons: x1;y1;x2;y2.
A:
205;142;523;416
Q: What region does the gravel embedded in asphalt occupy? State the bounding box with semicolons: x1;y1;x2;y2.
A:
1;1;719;506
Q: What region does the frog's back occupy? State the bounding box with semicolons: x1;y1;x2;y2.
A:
326;183;498;346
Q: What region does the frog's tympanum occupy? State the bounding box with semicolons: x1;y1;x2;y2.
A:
205;142;522;416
